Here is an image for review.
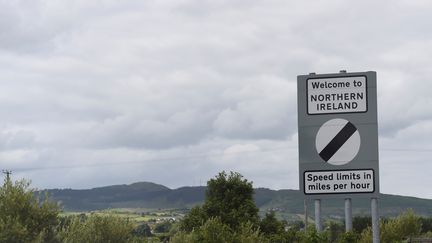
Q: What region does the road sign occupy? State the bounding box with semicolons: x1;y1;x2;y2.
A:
297;71;379;198
316;118;360;165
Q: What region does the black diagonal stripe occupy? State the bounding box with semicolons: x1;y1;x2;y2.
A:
319;122;357;162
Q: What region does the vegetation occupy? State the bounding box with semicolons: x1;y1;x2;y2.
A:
59;214;135;243
2;171;432;242
0;173;60;242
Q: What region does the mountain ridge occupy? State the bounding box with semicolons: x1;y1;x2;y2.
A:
41;181;432;219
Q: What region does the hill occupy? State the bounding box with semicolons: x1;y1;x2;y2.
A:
42;182;432;220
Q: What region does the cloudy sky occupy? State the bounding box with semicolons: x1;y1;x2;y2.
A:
1;0;432;199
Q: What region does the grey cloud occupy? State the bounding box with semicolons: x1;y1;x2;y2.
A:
0;129;35;150
0;0;432;199
85;111;216;149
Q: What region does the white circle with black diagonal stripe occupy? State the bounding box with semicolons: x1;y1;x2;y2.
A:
315;118;361;165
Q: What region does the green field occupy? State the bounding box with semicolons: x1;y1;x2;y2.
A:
60;208;186;226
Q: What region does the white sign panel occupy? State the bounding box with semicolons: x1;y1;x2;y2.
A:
304;169;375;195
307;76;367;114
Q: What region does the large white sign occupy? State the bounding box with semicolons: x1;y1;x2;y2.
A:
304;169;374;195
307;76;367;114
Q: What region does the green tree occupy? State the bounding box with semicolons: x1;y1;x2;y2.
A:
259;211;285;236
326;220;344;243
298;226;329;243
336;231;359;243
154;220;173;233
358;209;421;243
176;171;267;242
0;173;60;242
234;221;268;243
353;216;371;233
420;216;432;233
133;223;152;237
179;206;206;232
172;217;233;243
202;171;259;230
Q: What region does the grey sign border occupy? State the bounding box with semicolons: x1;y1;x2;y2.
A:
297;71;379;199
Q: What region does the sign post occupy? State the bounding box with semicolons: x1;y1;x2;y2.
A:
297;71;379;241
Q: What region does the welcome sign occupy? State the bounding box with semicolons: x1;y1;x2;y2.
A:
297;71;379;198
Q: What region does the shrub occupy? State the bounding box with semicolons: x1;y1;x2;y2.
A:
60;214;135;243
0;175;60;242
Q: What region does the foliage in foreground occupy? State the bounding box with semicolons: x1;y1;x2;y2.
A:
0;174;60;242
59;214;135;243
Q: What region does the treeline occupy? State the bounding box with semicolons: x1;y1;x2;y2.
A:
1;171;432;242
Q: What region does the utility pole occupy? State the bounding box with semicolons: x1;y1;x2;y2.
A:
2;170;12;181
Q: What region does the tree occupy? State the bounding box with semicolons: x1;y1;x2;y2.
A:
202;171;259;230
154;220;173;233
0;173;60;242
419;216;432;233
179;205;206;232
298;226;329;243
172;217;233;243
133;223;152;237
173;218;267;243
353;216;371;233
259;211;285;236
326;220;344;243
358;209;421;243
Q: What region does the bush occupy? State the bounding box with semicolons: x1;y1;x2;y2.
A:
0;175;60;242
173;218;268;243
326;220;344;242
420;217;432;233
259;211;285;236
154;220;173;233
297;226;329;243
133;223;152;237
235;222;268;243
353;216;371;234
380;209;421;242
358;209;421;243
60;214;135;243
336;231;359;243
179;206;206;232
172;217;233;243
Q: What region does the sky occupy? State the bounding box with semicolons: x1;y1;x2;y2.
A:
1;0;432;199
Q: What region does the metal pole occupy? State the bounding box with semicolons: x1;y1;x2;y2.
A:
314;199;322;232
304;198;308;230
371;198;380;243
345;198;352;232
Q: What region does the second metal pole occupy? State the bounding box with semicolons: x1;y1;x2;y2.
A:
315;199;322;231
372;198;380;243
345;198;352;232
304;199;308;230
